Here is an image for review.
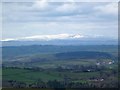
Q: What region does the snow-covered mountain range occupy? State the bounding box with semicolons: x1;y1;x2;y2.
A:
1;34;117;46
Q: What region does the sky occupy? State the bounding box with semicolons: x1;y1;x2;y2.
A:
1;0;118;41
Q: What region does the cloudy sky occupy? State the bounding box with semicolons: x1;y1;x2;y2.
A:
1;0;118;41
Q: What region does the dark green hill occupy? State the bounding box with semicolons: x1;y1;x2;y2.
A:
55;51;114;59
2;45;117;60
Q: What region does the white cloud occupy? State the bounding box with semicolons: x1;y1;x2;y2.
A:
2;2;118;40
94;3;118;15
2;0;119;2
0;2;2;41
3;20;117;40
50;0;119;2
32;0;49;10
56;0;80;14
56;3;75;12
31;0;80;15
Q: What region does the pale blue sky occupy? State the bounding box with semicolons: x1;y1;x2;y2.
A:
2;0;118;40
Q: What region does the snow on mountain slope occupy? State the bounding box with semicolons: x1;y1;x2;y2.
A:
1;34;84;41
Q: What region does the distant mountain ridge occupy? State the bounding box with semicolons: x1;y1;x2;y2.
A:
1;34;117;46
2;45;118;60
1;34;84;41
2;39;117;46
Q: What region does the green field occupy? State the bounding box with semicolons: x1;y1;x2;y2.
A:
2;67;104;84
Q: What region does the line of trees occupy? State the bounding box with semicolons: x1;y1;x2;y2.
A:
3;79;118;88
